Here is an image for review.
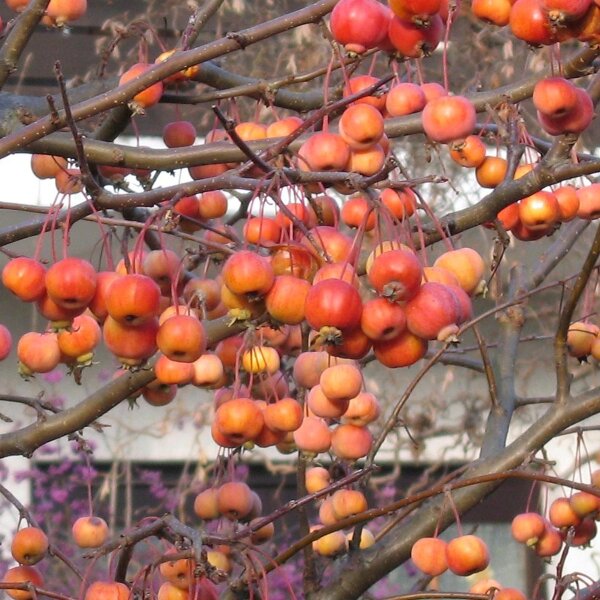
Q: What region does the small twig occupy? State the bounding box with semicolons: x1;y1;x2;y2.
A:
81;214;237;255
0;481;39;526
380;594;490;600
366;344;448;467
472;324;498;409
0;487;83;582
297;453;318;597
0;583;76;600
259;73;394;166
515;396;556;407
49;545;85;582
234;465;378;541
179;0;226;50
552;529;574;600
168;49;374;106
53;61;102;200
46;94;61;126
554;225;600;403
557;425;600;436
0;394;60;420
97;515;190;582
212;105;274;174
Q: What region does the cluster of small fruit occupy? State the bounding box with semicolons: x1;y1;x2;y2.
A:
30;154;88;195
156;557;219;600
307;470;376;556
30;152;155;194
330;0;448;58
296;87;476;189
453;145;598;242
115;64;477;203
116;52;201;115
326;0;600;245
0;252;213;379
2;518;225;600
296;106;388;183
159;481;280;597
0;235;486;459
210;350;377;460
2;526;48;600
170;118;304;184
201;241;484;457
193;481;274;545
330;0;600;64
165;475;380;591
533;76;593;136
489;182;596;242
296;363;376;460
4;482;287;600
408;477;600;592
411;534;493;578
484;75;598;240
510;476;600;558
474;0;600;46
221;238;483;353
329;0;599;144
410;533;523;599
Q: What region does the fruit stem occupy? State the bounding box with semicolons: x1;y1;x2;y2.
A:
444;488;464;535
442;0;459;92
321;53;336;132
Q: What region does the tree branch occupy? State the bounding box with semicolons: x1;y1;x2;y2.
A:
0;317;245;458
479;219;590;456
311;392;600;600
0;0;50;89
554;224;600;403
479;266;525;458
0;0;339;156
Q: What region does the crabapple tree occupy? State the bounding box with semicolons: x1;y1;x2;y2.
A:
1;0;600;599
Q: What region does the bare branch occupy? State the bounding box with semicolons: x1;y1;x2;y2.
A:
554;225;600;402
0;0;50;89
